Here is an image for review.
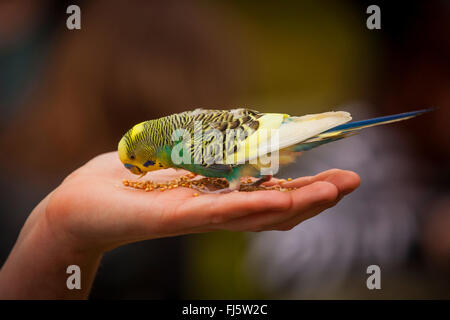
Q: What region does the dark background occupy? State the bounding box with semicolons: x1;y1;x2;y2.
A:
0;0;449;299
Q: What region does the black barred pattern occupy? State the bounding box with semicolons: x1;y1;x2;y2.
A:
123;108;263;166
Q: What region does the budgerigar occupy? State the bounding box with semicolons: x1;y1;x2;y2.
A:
118;108;430;192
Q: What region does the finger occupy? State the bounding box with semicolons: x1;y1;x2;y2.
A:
268;170;360;230
320;169;361;195
280;169;360;195
272;193;344;230
264;176;315;188
269;169;352;189
271;199;340;231
164;190;293;229
215;181;339;232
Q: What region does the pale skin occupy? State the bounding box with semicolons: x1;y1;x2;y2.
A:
0;152;360;299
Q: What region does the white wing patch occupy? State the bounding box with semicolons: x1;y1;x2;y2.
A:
224;111;351;164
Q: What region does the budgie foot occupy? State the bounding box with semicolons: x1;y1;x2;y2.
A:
189;179;241;194
194;176;273;193
247;175;273;187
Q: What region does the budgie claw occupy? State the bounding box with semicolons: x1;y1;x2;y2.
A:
138;172;147;179
189;176;273;193
190;178;241;194
246;175;273;187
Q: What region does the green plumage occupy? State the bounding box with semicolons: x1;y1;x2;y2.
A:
120;108;263;181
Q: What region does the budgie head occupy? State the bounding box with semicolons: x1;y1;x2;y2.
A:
118;121;164;176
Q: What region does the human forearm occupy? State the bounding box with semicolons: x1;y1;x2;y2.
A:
0;195;103;299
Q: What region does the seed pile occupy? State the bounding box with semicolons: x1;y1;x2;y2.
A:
122;173;296;193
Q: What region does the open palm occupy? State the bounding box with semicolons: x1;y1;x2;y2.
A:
46;152;361;253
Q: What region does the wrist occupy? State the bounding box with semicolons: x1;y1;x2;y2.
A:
0;194;103;299
43;182;120;255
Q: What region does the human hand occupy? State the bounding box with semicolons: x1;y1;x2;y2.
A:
45;152;361;253
0;151;360;299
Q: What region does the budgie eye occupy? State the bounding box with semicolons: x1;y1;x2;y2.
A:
130;155;135;160
143;160;155;167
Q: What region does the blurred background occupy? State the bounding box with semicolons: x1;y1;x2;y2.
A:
0;0;449;299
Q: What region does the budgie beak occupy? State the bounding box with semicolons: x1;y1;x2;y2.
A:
138;172;147;179
124;163;146;177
